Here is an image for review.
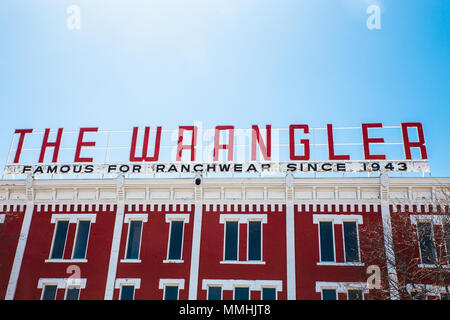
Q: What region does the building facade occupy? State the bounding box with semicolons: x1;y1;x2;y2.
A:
0;175;448;300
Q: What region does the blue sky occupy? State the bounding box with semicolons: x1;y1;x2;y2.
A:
0;1;449;176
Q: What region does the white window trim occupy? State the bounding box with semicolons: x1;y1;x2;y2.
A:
220;260;266;265
202;279;282;293
312;214;363;225
410;214;448;226
219;214;268;224
50;214;97;224
315;281;368;300
121;214;148;263
165;213;190;223
164;214;190;263
159;278;185;290
124;213;148;223
47;214;96;263
220;214;267;264
115;278;141;289
159;278;185;300
313;214;363;265
316;261;365;266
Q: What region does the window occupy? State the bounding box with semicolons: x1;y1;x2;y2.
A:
159;279;184;300
316;282;366;300
164;285;179;300
248;221;262;261
314;215;363;265
38;278;87;301
202;280;282;301
220;214;267;264
347;289;363;300
343;221;360;262
115;279;140;300
224;221;239;261
441;293;449;300
42;285;57;300
319;221;335;262
164;214;190;262
48;214;96;261
208;286;222;300
234;287;250;300
120;285;135;300
322;289;337;300
72;220;91;259
262;287;276;300
417;222;436;264
125;220;143;260
65;287;80;300
50;220;69;259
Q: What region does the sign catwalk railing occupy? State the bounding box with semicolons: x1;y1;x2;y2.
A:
3;122;430;177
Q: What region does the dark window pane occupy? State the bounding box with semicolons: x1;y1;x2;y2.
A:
441;293;449;300
73;221;91;259
262;288;276;300
417;222;436;264
208;286;222;300
50;220;69;259
348;289;363;300
248;221;262;261
225;221;238;261
322;289;337;300
343;222;359;262
234;287;249;300
164;286;179;300
168;221;184;260
42;285;57;300
120;285;135;300
65;287;80;300
319;222;334;262
126;221;142;260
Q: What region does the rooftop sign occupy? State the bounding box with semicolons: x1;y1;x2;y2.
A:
3;122;430;176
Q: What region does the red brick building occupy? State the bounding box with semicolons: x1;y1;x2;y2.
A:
0;176;448;300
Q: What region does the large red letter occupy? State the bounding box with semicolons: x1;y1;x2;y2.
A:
289;125;310;160
13;129;33;163
327;124;350;161
401;122;428;160
251;125;271;161
213;126;234;161
129;126;162;162
176;126;197;161
74;127;98;162
361;123;386;160
39;128;63;163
